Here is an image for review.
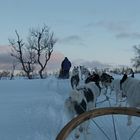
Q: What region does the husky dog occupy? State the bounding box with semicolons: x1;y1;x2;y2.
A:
120;73;140;125
65;82;100;138
70;66;80;89
100;73;114;95
85;73;101;93
79;66;91;80
85;73;100;84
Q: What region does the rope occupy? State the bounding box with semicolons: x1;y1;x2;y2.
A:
96;94;113;105
96;98;108;105
96;91;127;108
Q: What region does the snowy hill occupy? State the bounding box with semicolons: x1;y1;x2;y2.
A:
0;74;140;140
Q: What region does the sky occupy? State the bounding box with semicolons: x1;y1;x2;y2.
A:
0;74;140;140
0;0;140;68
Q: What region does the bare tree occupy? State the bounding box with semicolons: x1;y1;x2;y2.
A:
28;25;57;78
10;60;17;80
131;45;140;71
9;30;36;79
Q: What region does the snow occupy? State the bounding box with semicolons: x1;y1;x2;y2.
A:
0;74;140;140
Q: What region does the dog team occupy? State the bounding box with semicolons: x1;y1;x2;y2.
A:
65;66;140;139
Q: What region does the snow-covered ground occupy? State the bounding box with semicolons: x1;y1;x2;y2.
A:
0;74;140;140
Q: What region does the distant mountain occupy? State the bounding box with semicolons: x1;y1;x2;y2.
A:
72;59;111;69
72;58;130;69
0;46;129;72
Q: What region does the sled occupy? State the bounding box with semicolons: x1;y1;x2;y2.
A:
56;107;140;140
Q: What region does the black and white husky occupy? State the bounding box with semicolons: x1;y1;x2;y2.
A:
100;73;114;95
65;82;100;138
120;73;140;125
79;66;91;80
70;66;80;89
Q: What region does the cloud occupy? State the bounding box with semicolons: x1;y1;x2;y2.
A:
0;45;11;54
0;45;65;71
116;32;140;39
0;45;13;70
0;45;112;72
47;51;65;71
58;35;86;46
0;53;12;64
85;20;140;40
86;20;128;32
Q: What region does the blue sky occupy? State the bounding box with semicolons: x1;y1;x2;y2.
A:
0;0;140;67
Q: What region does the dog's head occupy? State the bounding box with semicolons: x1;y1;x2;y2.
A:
72;66;79;76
